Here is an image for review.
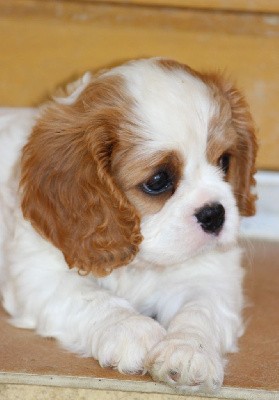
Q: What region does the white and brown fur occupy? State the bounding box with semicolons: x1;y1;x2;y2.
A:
0;58;257;392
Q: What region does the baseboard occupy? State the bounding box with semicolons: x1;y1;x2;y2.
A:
240;171;279;240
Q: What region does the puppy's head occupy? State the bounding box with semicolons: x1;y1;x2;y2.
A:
21;58;257;274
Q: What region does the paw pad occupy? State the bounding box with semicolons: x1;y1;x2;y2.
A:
168;369;181;382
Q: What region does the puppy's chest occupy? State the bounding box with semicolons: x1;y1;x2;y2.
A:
96;263;194;319
97;266;167;315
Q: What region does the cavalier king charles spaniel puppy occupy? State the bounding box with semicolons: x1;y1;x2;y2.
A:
0;58;257;392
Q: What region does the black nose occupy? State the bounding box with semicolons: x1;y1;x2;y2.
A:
194;202;225;235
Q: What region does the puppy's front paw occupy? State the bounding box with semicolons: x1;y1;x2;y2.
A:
146;335;224;392
93;314;166;375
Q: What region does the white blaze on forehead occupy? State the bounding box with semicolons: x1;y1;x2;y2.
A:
106;59;217;158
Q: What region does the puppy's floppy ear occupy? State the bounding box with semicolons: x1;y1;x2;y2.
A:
205;73;258;216
224;81;257;216
20;77;142;276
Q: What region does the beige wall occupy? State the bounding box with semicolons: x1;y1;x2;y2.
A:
1;0;278;170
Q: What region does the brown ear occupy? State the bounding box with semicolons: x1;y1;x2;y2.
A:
20;78;142;276
224;81;257;216
204;73;258;216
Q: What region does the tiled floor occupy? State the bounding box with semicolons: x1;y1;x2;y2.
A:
0;240;278;399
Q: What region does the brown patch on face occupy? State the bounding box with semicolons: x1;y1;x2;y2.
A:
113;149;183;216
158;58;258;217
20;75;143;277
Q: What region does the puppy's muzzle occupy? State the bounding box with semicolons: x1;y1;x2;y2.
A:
194;202;225;235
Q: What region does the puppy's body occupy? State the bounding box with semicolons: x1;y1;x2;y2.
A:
0;59;256;391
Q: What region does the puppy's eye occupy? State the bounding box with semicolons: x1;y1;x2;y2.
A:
218;153;230;175
141;169;174;196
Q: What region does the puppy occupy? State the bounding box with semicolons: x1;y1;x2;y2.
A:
0;58;257;392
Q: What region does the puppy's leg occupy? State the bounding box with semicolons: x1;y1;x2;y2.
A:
147;300;226;391
146;256;244;391
6;268;165;374
3;223;165;375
